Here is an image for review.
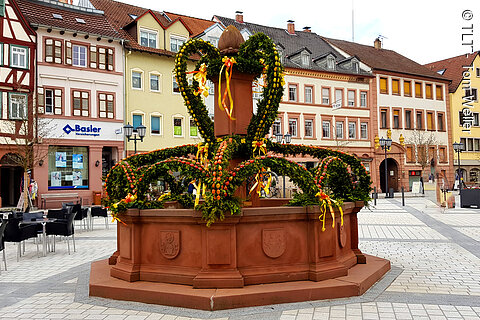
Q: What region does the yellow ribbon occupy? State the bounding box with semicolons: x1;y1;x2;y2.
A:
249;167;272;196
157;192;171;202
315;191;344;231
218;57;236;120
193;143;209;207
252;139;267;156
187;63;209;98
110;193;137;225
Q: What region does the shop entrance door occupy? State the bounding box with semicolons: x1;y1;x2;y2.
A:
379;158;399;193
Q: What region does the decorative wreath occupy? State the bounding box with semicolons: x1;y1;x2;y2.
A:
104;33;372;227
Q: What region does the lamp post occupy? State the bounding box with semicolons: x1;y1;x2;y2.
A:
275;132;292;198
453;142;464;192
379;137;393;198
124;122;146;154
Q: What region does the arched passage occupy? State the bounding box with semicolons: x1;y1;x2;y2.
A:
379;157;399;193
0;153;24;207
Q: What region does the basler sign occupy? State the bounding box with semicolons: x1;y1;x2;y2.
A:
39;118;123;141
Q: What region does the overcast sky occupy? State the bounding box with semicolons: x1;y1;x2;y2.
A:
99;0;479;65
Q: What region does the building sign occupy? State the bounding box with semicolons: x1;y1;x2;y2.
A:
63;124;102;137
40;119;123;141
460;66;477;133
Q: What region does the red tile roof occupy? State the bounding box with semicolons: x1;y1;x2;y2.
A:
424;52;479;93
323;37;449;82
16;0;121;39
164;12;215;38
89;0;185;57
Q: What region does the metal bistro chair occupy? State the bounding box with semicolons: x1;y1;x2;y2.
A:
90;206;108;229
46;210;76;254
0;218;9;273
3;216;39;261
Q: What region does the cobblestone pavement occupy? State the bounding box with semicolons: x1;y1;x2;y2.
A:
1;198;480;319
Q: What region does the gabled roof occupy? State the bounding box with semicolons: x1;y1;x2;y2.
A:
424;52;479;93
164;12;216;38
89;0;178;56
323;37;448;82
214;15;371;77
287;47;312;58
16;0;121;39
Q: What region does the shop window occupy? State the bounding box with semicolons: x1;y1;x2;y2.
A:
470;169;479;183
48;146;89;189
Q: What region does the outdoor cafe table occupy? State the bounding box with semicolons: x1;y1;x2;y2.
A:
20;218;56;257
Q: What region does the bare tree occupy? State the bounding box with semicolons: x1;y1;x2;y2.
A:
0;91;53;210
406;130;437;171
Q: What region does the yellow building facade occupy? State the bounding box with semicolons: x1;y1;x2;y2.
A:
426;52;480;185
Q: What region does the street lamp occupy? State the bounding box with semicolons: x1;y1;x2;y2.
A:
379;137;393;198
124;122;146;154
453;142;464;192
275;132;292;197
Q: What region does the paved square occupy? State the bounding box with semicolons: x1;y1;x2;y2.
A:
1;196;480;319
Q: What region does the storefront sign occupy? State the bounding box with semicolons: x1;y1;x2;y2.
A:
63;124;102;137
40;119;123;141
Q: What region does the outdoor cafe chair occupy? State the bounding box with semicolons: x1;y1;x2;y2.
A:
0;218;8;273
91;206;108;229
3;216;39;261
46;210;76;254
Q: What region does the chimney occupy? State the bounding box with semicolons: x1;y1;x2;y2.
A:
374;37;382;49
303;26;311;33
235;11;244;23
287;20;295;34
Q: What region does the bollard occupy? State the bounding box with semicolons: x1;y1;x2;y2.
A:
373;186;377;205
401;187;405;206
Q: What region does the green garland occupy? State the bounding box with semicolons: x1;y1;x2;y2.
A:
104;32;372;226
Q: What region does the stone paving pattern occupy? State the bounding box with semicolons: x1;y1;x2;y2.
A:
1;196;480;319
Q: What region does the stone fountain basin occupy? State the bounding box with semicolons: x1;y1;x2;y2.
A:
109;201;367;288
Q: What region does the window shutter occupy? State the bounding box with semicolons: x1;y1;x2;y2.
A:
65;41;72;65
98;47;105;70
54;89;62;115
90;45;97;68
37;87;44;114
54;40;62;63
45;39;53;63
108;49;114;71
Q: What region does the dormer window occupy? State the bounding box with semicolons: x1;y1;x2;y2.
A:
301;52;310;67
129;14;138;20
352;61;359;73
170;36;186;52
327;56;335;70
140;29;157;49
278;49;283;63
